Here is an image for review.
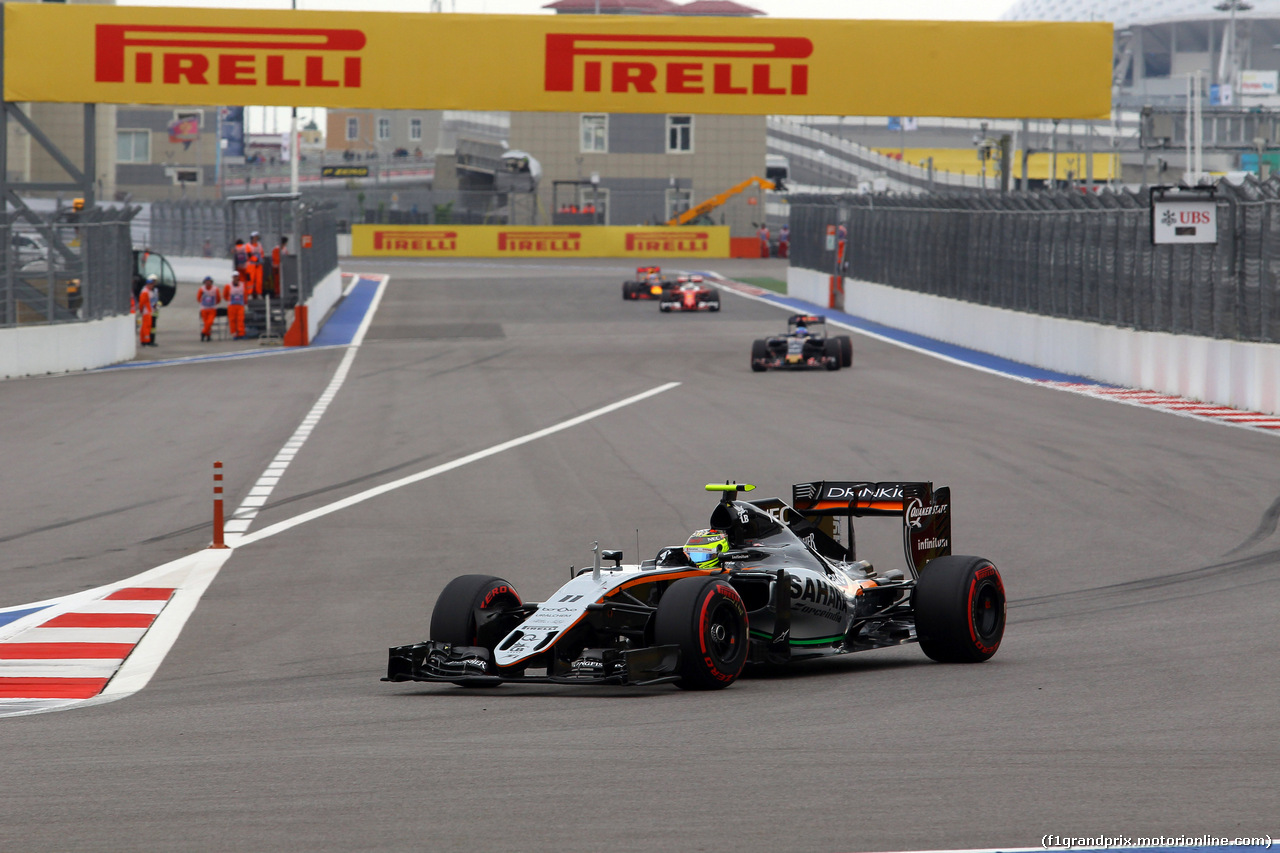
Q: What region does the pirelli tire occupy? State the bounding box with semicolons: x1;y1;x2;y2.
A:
429;574;524;654
750;339;769;372
913;556;1006;663
654;576;749;690
824;339;842;370
659;301;674;312
622;282;637;300
836;334;853;367
708;290;721;311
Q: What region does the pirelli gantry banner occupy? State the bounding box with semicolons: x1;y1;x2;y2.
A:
351;225;729;258
2;5;1113;119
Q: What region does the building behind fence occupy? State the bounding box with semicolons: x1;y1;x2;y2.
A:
788;177;1280;345
2;209;136;329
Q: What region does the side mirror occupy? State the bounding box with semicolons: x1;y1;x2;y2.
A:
601;549;623;567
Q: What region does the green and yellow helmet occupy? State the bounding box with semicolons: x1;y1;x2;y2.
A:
685;528;729;569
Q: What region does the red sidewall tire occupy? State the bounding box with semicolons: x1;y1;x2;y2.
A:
914;556;1006;663
429;574;522;650
654;577;749;690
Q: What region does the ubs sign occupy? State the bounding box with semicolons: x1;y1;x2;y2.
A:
1151;193;1218;245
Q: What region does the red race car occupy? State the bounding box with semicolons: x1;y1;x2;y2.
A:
659;275;721;312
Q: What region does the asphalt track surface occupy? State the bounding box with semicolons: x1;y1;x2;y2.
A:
1;258;1277;852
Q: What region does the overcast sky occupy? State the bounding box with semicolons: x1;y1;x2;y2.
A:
126;0;1015;21
122;0;1018;132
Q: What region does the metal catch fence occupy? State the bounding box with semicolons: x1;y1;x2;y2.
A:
789;177;1280;344
1;209;136;328
143;197;339;306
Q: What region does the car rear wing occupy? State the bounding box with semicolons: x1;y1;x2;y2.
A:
787;480;952;577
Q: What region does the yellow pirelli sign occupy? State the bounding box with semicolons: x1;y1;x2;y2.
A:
351;225;729;258
3;5;1112;119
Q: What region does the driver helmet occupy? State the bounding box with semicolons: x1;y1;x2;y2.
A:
684;528;729;569
794;325;808;337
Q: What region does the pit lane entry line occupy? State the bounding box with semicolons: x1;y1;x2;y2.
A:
224;274;390;535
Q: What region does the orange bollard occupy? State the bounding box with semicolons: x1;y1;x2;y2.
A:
211;461;229;549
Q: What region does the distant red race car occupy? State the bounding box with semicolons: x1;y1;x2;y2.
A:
622;266;676;300
659;275;721;312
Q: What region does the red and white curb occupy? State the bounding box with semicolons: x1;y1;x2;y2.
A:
1039;382;1280;434
0;549;232;717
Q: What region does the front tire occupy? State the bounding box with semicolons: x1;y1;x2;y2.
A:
654;577;749;690
750;339;768;372
914;556;1005;663
430;574;523;651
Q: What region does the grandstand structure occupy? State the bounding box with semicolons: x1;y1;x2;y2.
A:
1005;0;1280;110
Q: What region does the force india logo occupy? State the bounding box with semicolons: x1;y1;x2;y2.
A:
626;231;710;252
94;25;365;88
544;34;812;96
373;230;457;252
497;231;582;252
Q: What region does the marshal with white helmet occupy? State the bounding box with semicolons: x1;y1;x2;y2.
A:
384;480;1006;691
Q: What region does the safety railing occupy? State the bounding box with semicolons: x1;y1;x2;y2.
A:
1;209;136;328
789;177;1280;344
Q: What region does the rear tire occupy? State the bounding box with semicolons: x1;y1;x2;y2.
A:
837;334;853;367
654;577;749;690
430;574;523;651
751;339;768;372
914;556;1005;663
824;339;841;370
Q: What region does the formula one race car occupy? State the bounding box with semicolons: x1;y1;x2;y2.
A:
384;480;1005;691
659;274;721;312
751;314;852;372
622;266;675;300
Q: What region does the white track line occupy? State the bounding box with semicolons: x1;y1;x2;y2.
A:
709;273;1280;438
236;381;682;548
224;274;390;536
706;274;1028;382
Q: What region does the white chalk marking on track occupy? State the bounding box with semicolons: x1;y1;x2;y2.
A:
236;380;682;548
224;273;390;535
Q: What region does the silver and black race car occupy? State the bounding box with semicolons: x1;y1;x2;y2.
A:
659;274;721;312
751;314;853;372
384;481;1006;691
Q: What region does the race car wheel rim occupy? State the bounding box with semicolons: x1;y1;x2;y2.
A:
704;599;743;662
970;579;1002;643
